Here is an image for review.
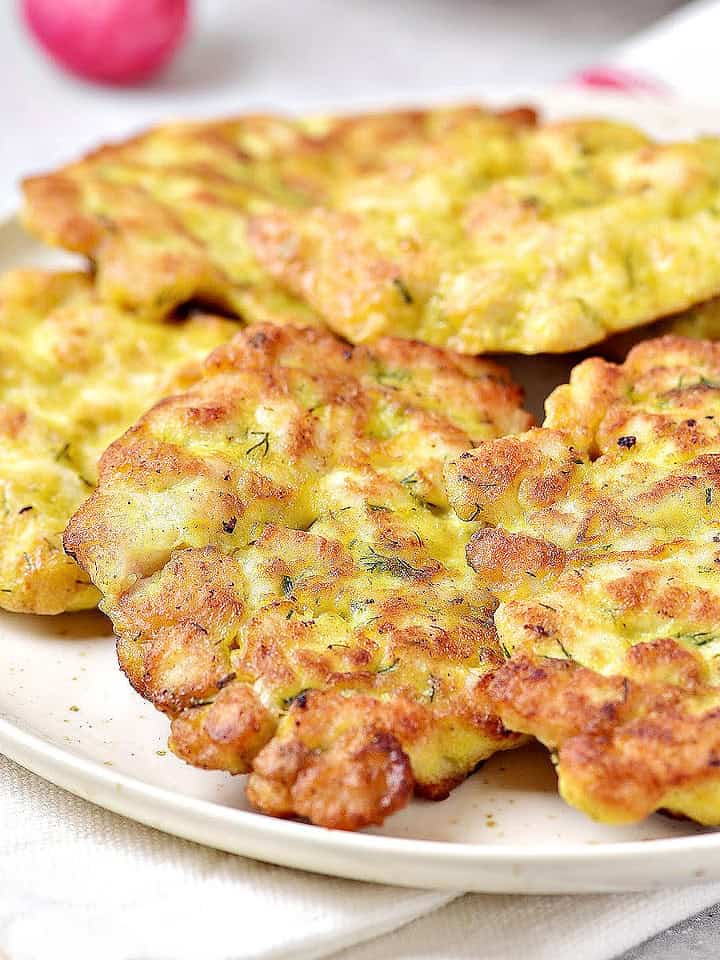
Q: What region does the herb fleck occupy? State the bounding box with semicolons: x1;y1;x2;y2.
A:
282;688;312;710
359;546;424;579
392;277;414;304
677;631;719;646
246;431;270;457
498;638;511;659
376;657;400;674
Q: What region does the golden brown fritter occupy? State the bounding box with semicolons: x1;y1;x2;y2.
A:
249;126;720;353
446;336;720;825
0;269;236;614
64;323;532;829
600;295;720;362
21;105;535;327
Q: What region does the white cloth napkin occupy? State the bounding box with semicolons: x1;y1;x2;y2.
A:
2;753;720;960
610;0;720;99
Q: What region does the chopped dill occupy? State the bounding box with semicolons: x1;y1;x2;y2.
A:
282;688;312;709
392;277;414;304
677;631;719;646
359;546;424;579
245;431;270;457
376;657;400;674
281;575;295;599
555;638;573;659
623;249;635;288
349;598;374;614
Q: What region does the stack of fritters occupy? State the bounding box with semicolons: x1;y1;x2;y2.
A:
0;269;236;613
7;103;720;830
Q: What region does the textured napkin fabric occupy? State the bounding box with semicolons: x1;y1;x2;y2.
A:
2;754;720;960
0;756;454;960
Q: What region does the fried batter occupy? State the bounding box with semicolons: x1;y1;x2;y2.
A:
64;324;532;829
21;105;535;327
250;126;720;353
0;269;236;613
600;295;720;362
446;335;720;824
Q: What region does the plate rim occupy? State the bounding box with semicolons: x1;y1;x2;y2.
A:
3;712;720;868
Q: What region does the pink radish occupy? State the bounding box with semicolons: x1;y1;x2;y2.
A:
22;0;189;86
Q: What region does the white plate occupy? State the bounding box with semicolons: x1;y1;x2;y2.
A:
4;90;720;894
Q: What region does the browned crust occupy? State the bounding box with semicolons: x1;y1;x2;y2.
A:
21;104;537;324
247;692;415;830
447;334;720;825
21;175;101;253
66;321;531;829
489;642;720;823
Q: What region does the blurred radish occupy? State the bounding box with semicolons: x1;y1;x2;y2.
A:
22;0;189;85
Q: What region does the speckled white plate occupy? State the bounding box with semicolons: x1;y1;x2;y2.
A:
4;90;720;893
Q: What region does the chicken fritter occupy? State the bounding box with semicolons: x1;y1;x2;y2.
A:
599;295;720;362
666;296;720;340
249;124;720;354
0;269;236;614
21;104;535;328
446;336;720;825
64;323;532;829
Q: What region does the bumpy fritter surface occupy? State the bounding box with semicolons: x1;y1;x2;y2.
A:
600;296;720;362
446;336;720;825
665;296;720;340
65;323;532;829
21;105;535;327
0;269;236;614
250;124;720;354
